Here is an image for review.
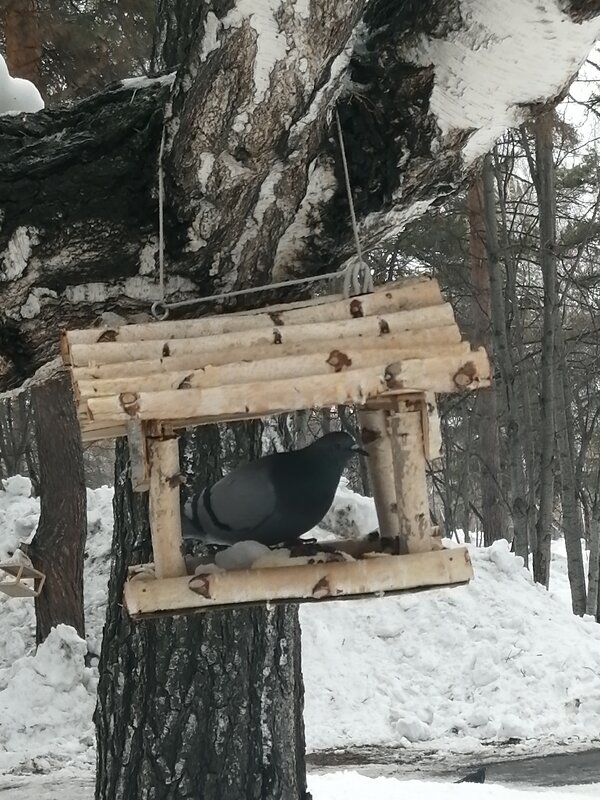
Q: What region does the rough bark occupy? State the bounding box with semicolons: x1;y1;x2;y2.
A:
532;110;559;588
493;147;538;554
555;326;586;614
481;154;530;562
587;515;600;618
1;1;599;391
0;79;170;387
467;174;507;547
2;0;41;83
581;425;600;617
28;370;86;644
567;0;600;23
95;439;308;800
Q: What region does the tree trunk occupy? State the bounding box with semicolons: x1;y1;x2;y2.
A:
1;4;600;391
554;326;586;614
2;0;41;84
95;439;308;800
532;110;558;588
439;412;461;541
28;371;87;644
293;410;312;449
459;415;474;544
587;516;600;618
493;150;538;556
585;466;600;617
467;173;507;547
482;153;530;562
339;404;371;495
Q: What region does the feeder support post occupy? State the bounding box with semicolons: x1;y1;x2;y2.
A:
127;420;151;492
389;397;437;554
359;407;399;539
148;436;187;578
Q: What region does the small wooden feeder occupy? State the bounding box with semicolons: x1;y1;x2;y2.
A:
61;276;490;619
0;562;46;598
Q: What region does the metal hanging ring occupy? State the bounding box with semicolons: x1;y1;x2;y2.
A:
151;301;169;321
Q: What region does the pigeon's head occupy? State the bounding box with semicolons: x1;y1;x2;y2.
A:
310;431;368;462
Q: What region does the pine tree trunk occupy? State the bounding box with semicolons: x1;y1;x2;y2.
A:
467;174;508;547
586;468;600;617
532;110;558;587
458;414;474;544
587;517;600;618
440;413;460;541
493;149;538;554
2;0;41;84
95;439;309;800
554;346;586;613
482;153;530;562
28;372;87;644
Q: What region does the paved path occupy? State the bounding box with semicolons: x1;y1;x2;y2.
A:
308;745;600;787
0;772;94;799
1;748;600;797
481;749;600;787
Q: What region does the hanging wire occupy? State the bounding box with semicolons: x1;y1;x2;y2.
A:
151;124;168;320
160;269;348;312
151;107;372;320
335;108;373;295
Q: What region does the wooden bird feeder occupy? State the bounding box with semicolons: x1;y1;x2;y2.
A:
0;562;46;598
61;276;490;619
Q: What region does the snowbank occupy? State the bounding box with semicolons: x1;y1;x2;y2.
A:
0;625;96;772
2;478;600;773
0;480;110;770
303;537;600;752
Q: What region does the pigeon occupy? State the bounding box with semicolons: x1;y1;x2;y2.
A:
183;431;367;547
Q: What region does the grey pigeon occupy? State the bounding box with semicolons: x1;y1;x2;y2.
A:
183;431;367;547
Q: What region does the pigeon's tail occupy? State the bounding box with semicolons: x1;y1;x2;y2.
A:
456;767;486;784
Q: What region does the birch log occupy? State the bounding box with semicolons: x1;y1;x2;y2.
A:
71;328;464;382
65;305;456;367
127;420;150;492
83;351;489;425
123;547;473;617
424;391;443;461
148;437;186;579
65;278;443;345
358;408;399;540
385;348;490;393
390;398;436;554
87;368;390;424
76;343;474;400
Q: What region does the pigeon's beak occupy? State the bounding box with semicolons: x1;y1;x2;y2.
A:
352;443;369;457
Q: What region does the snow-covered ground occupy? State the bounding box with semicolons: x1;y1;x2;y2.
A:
1;476;600;795
312;775;600;799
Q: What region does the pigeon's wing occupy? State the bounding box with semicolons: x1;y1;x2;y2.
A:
206;459;278;533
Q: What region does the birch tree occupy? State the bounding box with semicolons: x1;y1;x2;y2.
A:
0;2;599;797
